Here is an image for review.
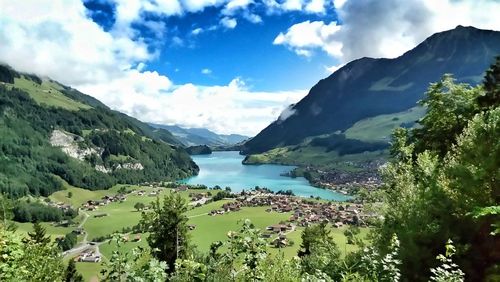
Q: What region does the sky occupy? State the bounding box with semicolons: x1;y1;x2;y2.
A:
0;0;499;136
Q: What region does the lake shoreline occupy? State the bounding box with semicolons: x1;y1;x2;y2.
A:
184;151;351;201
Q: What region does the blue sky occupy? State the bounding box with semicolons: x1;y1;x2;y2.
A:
1;0;498;135
84;0;340;91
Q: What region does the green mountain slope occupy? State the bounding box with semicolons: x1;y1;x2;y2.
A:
242;26;500;156
0;65;198;198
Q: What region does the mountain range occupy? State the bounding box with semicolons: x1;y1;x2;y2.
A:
150;124;249;147
242;26;500;158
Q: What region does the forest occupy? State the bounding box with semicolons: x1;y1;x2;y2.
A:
0;79;197;198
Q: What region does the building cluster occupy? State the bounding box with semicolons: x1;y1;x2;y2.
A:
76;249;101;263
82;194;127;211
47;202;73;211
210;193;373;228
314;168;382;196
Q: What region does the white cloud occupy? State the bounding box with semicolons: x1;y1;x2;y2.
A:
223;0;254;15
191;27;204;35
275;0;500;63
80;77;306;135
277;104;297;123
305;0;325;13
282;0;303;11
273;20;342;57
220;17;238;29
324;63;345;74
0;0;308;136
201;68;212;75
244;13;263;23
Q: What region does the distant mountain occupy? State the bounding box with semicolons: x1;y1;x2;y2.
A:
242;26;500;155
0;64;198;198
150;124;249;147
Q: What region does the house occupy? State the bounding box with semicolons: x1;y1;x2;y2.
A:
272;234;288;248
333;222;344;228
267;224;289;233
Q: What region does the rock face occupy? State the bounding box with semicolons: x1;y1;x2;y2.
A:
50;130;144;172
50;130;101;161
116;163;144;170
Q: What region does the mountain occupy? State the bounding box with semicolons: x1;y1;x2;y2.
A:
0;64;198;198
150;124;249;147
242;26;500;155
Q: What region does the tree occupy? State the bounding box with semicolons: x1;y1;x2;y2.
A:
140;192;190;272
67;191;73;198
375;67;500;281
298;223;342;280
28;222;51;245
344;225;361;245
412;74;482;157
134;202;145;211
100;235;167;281
1;223;65;281
58;232;77;251
65;259;83;282
298;222;334;257
478;56;500;111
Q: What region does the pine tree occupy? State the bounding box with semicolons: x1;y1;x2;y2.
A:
139;192;190;272
28;222;51;245
65;259;83;282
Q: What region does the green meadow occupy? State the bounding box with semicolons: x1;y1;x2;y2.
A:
12;77;90;111
15;185;368;281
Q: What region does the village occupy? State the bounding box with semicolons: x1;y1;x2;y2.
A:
44;183;374;260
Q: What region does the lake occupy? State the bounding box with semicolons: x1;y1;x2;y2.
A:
183;151;351;201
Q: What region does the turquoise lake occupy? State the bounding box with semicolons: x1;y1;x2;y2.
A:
184;151;351;201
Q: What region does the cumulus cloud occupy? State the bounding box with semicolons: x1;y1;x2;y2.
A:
80;78;306;135
0;0;307;136
305;0;325;13
220;17;238;29
275;0;500;64
273;21;342;57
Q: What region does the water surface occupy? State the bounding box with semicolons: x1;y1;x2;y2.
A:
184;151;350;201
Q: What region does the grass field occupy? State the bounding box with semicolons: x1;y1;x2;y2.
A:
12;77;90;111
245;145;387;169
345;106;426;142
49;181;119;207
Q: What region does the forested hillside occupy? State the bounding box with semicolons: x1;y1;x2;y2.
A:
0;65;198;198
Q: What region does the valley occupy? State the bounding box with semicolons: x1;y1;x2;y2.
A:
0;18;498;282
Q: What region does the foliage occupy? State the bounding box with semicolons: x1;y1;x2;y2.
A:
0;81;197;198
430;239;465;282
65;259;83;282
100;235;167;281
375;66;500;281
57;231;77;251
134;202;146;211
140;192;190;272
12;200;76;222
28;221;51;245
0;224;64;281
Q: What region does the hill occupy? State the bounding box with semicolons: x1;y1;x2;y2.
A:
242;26;500;156
150;123;248;147
0;64;198;198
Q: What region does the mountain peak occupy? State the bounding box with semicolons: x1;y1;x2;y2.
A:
242;27;500;154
